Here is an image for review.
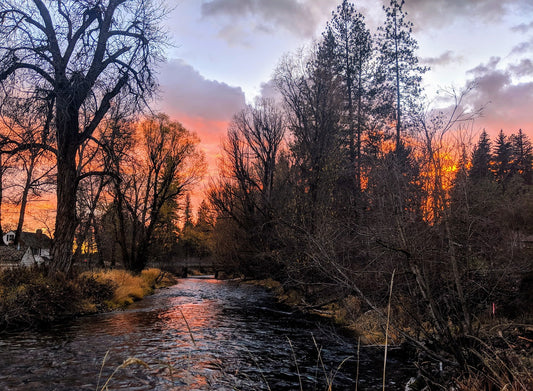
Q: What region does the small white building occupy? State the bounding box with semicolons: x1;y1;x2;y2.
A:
1;229;51;267
0;246;27;269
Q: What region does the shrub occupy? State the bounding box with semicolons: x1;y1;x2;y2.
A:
0;267;81;329
77;275;116;304
0;267;170;331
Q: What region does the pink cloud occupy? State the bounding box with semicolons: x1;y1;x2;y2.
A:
465;59;533;136
155;59;246;203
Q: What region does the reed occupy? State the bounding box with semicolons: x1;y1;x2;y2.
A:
96;351;150;391
287;337;304;391
382;269;395;391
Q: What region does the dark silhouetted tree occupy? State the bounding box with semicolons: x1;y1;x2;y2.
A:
111;114;204;272
510;129;533;185
326;0;373;191
0;0;165;272
377;0;427;151
493;130;512;187
469;130;492;182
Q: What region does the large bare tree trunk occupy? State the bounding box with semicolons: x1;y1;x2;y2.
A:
51;156;78;273
50;110;79;273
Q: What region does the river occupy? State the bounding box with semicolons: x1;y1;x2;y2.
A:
0;278;414;390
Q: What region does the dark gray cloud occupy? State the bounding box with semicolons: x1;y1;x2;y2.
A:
421;50;463;67
465;58;533;131
157;59;246;126
201;0;337;39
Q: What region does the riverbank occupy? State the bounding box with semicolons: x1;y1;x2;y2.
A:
0;267;177;332
245;277;533;390
244;278;389;344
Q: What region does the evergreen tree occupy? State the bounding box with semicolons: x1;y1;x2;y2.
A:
276;40;344;232
469;130;492;181
325;0;373;190
510;129;533;185
377;0;427;152
493;130;512;186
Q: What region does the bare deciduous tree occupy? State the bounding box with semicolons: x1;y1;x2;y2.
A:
110;114;205;272
0;0;165;272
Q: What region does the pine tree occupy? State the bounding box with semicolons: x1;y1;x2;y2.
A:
377;0;427;152
325;0;373;190
510;129;533;185
493;130;512;186
469;130;492;181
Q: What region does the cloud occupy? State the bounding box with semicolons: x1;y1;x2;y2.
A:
200;0;337;40
510;36;533;55
508;59;533;77
258;79;282;101
465;58;533;133
157;59;246;126
156;59;246;179
402;0;533;30
511;21;533;33
421;50;463;67
467;57;502;76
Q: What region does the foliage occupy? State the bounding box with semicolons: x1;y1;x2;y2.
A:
0;266;115;330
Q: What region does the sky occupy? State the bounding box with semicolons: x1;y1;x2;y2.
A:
7;0;533;231
155;0;533;192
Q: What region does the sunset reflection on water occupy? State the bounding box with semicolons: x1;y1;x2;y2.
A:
155;279;229;389
0;277;412;390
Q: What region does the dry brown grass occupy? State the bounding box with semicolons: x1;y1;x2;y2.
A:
83;268;168;307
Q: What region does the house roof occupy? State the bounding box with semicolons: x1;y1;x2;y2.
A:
19;231;51;249
0;246;25;263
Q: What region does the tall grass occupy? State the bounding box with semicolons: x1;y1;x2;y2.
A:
383;270;395;391
82;268;169;307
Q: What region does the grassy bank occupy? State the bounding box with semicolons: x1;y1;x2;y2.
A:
83;268;177;308
247;278;533;390
0;267;177;332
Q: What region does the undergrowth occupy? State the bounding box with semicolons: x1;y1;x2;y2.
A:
0;266;175;331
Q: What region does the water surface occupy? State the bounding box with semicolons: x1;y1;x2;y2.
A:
0;278;413;390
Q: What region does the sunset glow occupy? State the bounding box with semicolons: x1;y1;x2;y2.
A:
157;0;533;191
2;0;533;230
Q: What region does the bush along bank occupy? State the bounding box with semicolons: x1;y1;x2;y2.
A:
0;267;177;332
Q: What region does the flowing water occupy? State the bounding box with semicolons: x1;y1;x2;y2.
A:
0;278;414;390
